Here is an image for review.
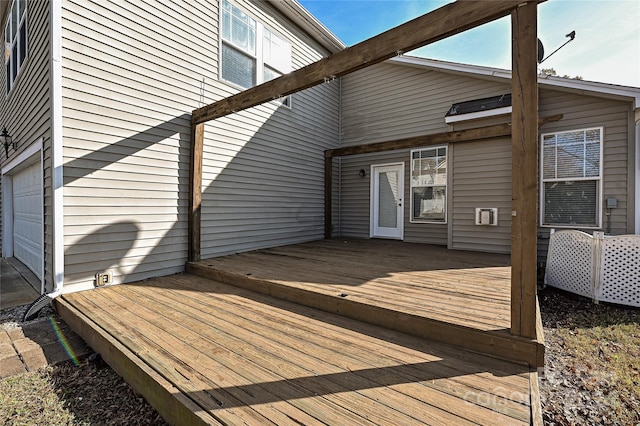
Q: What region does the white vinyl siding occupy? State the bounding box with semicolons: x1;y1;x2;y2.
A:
540;127;603;228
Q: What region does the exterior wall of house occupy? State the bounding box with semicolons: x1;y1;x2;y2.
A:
198;0;340;258
0;0;53;291
338;61;635;259
536;89;635;260
338;63;508;249
60;0;338;291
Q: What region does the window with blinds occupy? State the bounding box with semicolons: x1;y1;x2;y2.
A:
220;0;291;106
410;146;447;223
540;127;603;228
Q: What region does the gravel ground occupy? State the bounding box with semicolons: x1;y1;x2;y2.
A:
2;288;639;425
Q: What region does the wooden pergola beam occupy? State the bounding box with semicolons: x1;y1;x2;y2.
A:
325;114;562;159
510;2;539;339
191;0;528;125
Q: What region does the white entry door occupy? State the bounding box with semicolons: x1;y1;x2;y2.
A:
12;162;43;279
371;163;404;239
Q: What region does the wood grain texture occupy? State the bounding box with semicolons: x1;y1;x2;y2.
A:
189;123;204;262
57;268;536;425
188;238;543;367
510;2;539;339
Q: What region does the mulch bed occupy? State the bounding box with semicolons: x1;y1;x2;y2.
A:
538;285;640;425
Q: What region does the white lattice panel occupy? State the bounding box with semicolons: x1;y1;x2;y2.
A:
545;230;595;298
598;236;640;307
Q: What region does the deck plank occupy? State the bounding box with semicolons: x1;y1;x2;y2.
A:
187;239;543;366
197;239;512;331
57;239;542;425
121;277;531;423
58;272;533;425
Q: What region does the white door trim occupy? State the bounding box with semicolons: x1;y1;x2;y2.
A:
370;162;404;240
2;138;45;293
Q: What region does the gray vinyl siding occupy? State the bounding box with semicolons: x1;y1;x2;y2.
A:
341;63;506;146
0;0;52;291
536;89;634;261
199;0;339;258
450;138;512;253
338;151;448;245
61;0;338;289
338;62;504;245
339;61;635;257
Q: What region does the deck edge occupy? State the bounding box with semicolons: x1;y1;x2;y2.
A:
529;369;544;425
187;262;544;367
55;295;222;426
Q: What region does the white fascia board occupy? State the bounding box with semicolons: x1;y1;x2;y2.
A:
444;106;512;124
271;0;345;53
390;56;640;108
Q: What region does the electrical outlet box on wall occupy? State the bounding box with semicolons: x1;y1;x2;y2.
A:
475;208;498;226
95;270;114;287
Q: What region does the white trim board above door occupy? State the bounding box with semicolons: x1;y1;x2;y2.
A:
370;163;404;240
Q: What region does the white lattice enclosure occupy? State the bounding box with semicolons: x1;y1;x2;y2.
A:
545;230;640;307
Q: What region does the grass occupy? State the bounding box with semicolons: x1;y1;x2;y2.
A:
0;361;167;425
0;366;76;425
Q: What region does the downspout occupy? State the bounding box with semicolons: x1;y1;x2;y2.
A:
24;0;64;321
51;0;64;295
337;77;342;236
635;115;640;234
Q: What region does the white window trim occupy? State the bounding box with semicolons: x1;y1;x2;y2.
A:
5;0;28;95
410;145;448;224
219;0;292;108
539;126;604;229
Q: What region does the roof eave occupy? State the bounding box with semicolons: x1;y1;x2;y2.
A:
270;0;345;54
390;56;640;109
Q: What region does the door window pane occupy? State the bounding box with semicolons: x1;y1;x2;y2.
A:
378;171;398;228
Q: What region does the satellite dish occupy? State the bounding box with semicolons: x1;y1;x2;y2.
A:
537;38;544;63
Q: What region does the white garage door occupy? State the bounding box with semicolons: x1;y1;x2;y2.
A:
12;162;43;279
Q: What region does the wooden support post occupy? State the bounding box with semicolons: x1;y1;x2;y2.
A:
324;155;332;239
510;1;539;339
189;122;204;262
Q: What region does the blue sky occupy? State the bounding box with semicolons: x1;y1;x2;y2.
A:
298;0;640;87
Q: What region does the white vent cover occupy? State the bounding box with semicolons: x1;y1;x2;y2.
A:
475;208;498;226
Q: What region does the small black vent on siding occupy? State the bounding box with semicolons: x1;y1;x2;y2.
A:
445;94;512;117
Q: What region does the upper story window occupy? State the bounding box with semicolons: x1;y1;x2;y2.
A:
220;0;291;105
5;0;27;94
540;127;603;228
410;146;447;223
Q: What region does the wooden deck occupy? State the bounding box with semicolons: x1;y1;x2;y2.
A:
56;272;541;425
187;239;543;366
